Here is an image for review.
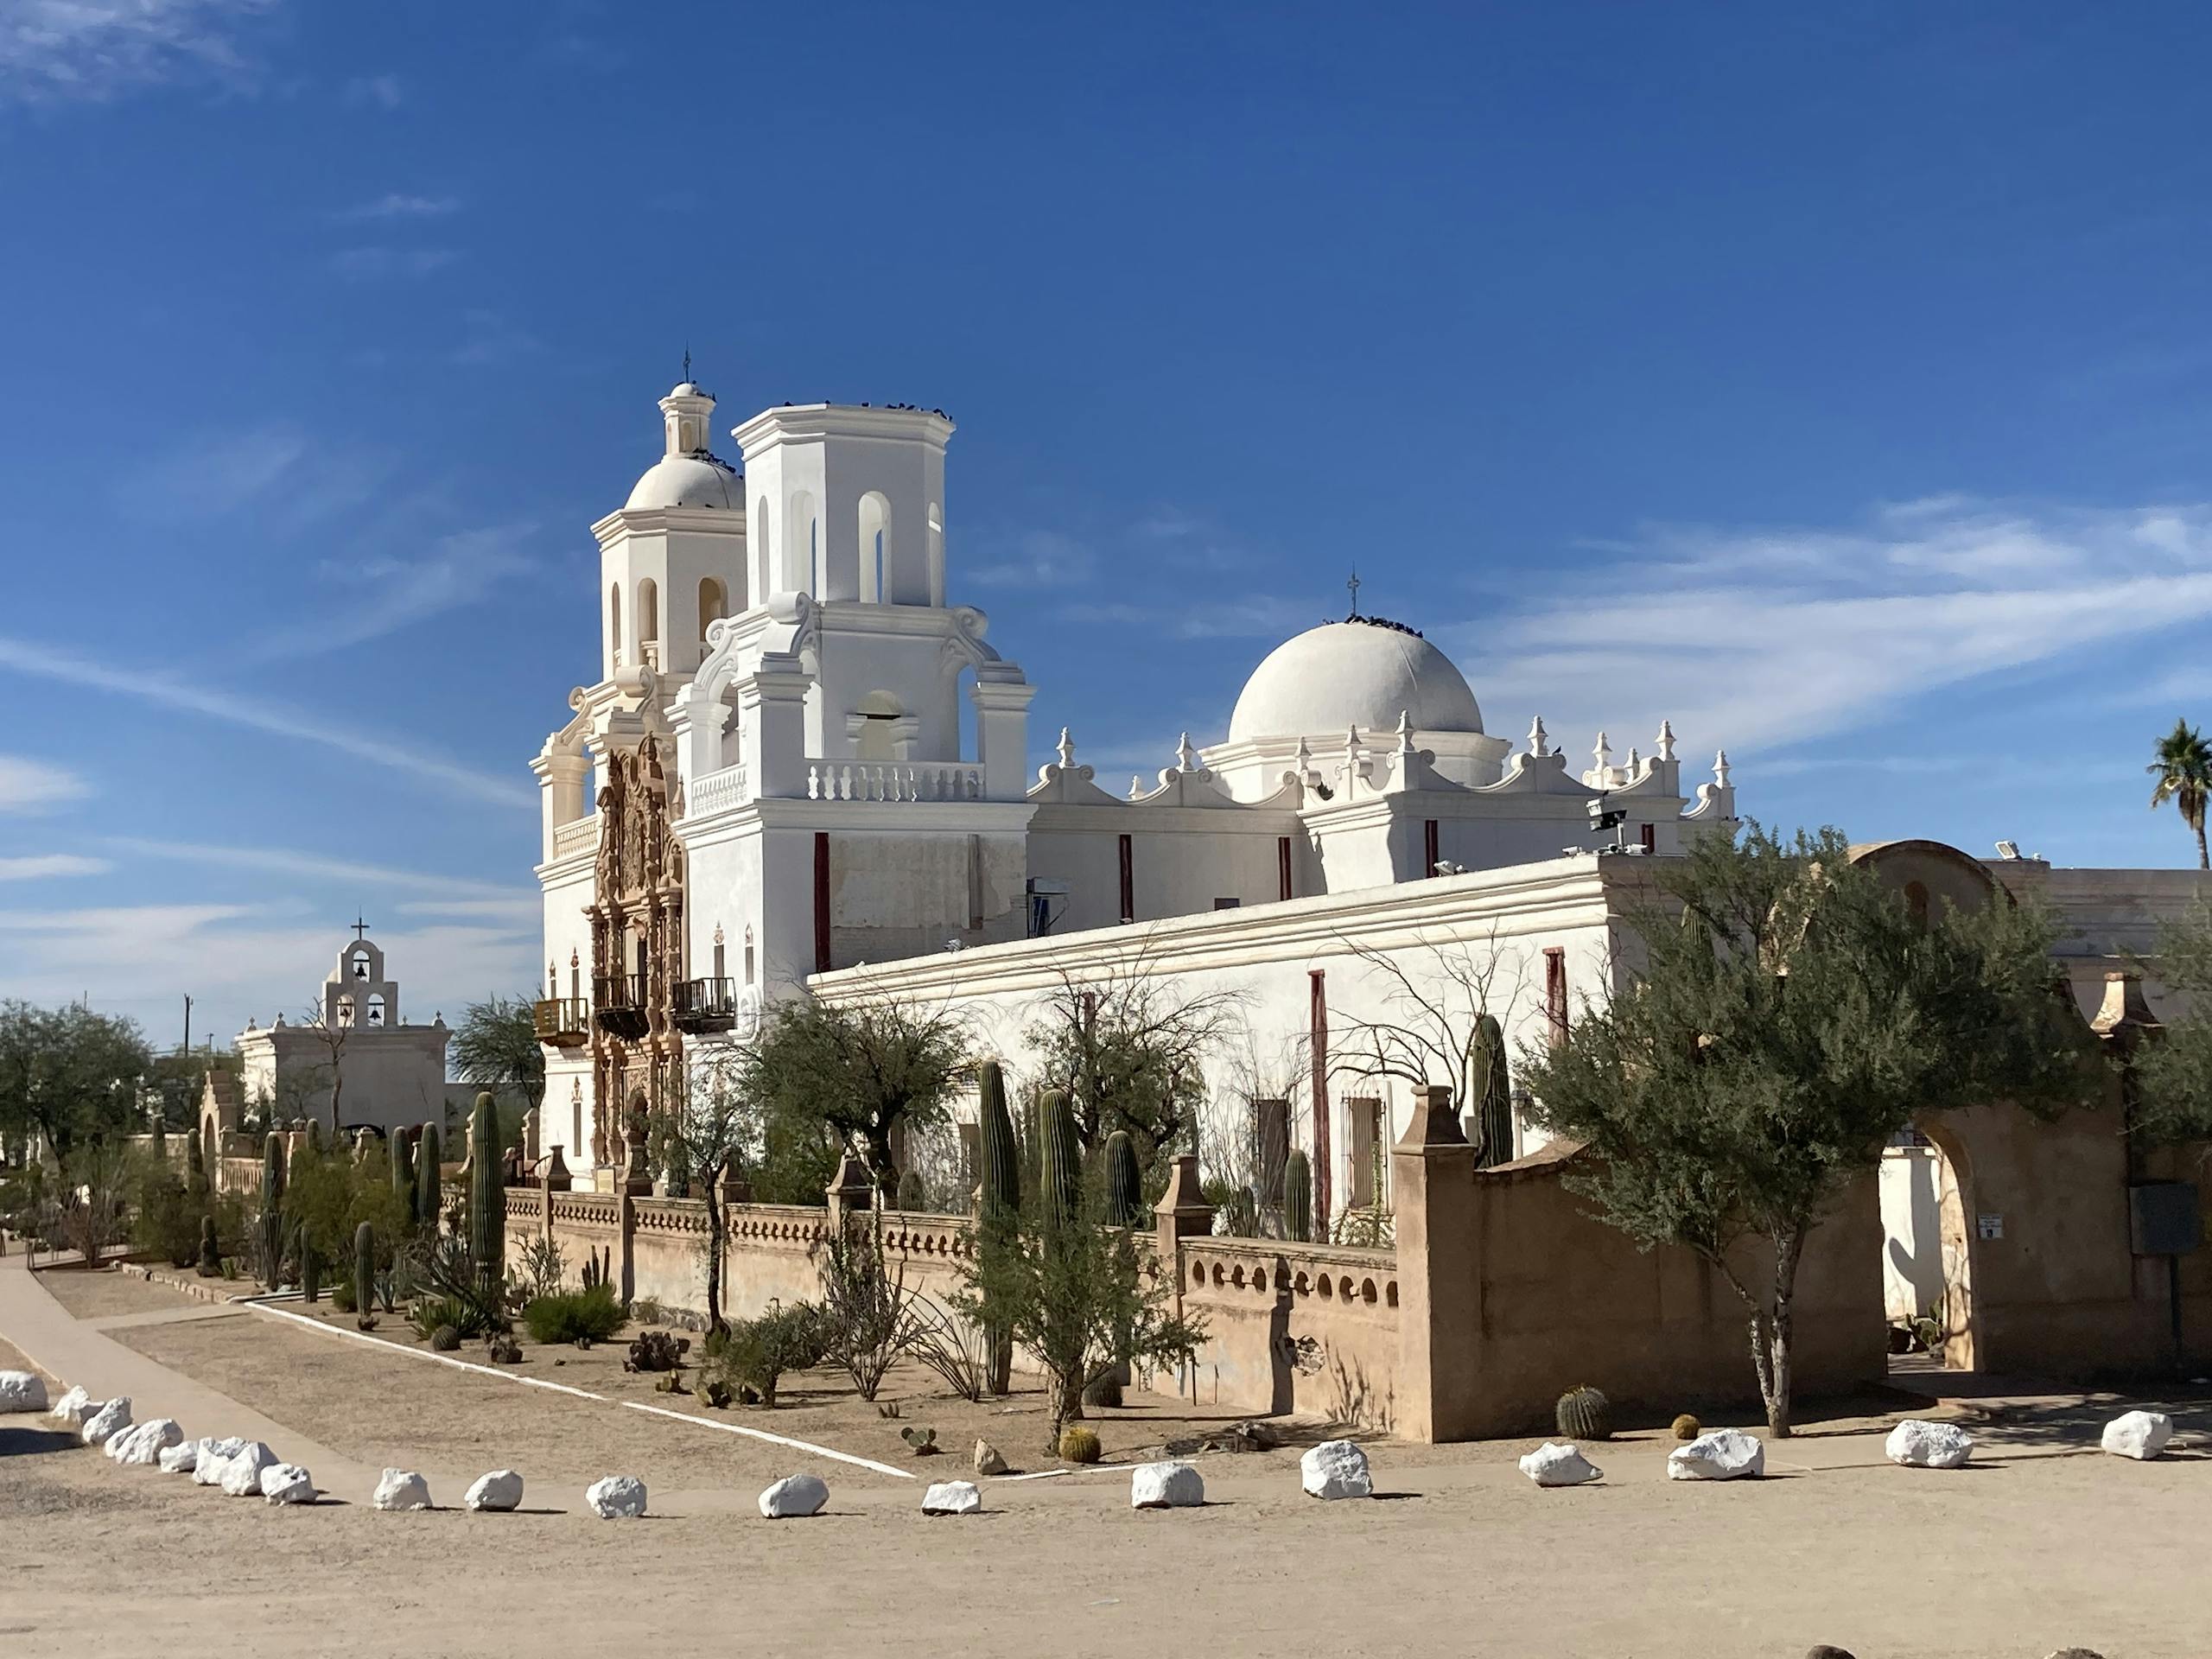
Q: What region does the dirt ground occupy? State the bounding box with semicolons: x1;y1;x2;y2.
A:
32;1265;203;1322
10;1267;2212;1658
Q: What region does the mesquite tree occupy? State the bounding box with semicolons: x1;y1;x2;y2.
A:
1517;823;2085;1437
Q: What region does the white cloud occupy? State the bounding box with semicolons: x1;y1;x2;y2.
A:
1058;594;1325;640
330;245;457;281
136;426;306;516
0;854;106;880
0;0;276;105
0;633;531;810
448;309;541;365
246;522;538;659
1458;499;2212;764
971;530;1095;588
105;836;536;910
342;72;400;110
0;753;89;812
332;192;458;222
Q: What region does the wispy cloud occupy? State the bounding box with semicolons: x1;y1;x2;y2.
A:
330;245;457;281
1460;498;2212;762
0;634;531;809
0;753;89;813
449;309;541;366
1058;594;1326;640
0;854;106;880
342;72;401;110
245;523;537;660
105;836;536;910
971;530;1095;588
0;0;276;105
333;192;459;222
135;426;306;516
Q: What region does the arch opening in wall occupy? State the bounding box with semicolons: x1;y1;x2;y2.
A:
853;690;905;762
753;494;773;598
697;576;727;645
365;993;386;1027
786;488;818;594
608;582;623;665
926;500;944;606
857;491;891;603
637;578;659;651
1878;1122;1978;1372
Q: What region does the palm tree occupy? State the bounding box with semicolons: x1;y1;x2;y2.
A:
2148;718;2212;870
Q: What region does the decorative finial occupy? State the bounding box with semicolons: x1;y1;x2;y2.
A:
1175;732;1198;773
1628;745;1641;779
1294;733;1313;766
1714;749;1732;786
1592;731;1611;772
1395;709;1414;755
1528;715;1549;758
713;922;724;945
352;913;370;942
682;345;692;383
1056;727;1076;771
570;947;579;966
1129;773;1145;800
1346;569;1362;619
1656;719;1675;762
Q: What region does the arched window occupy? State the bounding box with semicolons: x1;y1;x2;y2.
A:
336;995;355;1027
743;925;755;986
753;494;772;599
352;949;371;980
365;993;386;1027
927;500;944;606
637;578;659;647
858;492;892;602
609;582;623;665
697;577;727;644
786;489;817;593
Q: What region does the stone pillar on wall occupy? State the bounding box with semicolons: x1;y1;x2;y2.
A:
1391;1083;1481;1443
1153;1154;1213;1256
825;1152;874;1232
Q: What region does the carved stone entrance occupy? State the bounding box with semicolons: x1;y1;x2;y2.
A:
588;737;684;1184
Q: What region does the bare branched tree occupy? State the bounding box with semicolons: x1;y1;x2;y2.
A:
299;995;350;1135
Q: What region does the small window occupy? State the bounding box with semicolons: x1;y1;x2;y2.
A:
1212;898;1240;911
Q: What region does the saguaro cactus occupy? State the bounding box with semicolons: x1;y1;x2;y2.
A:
1472;1012;1514;1169
1103;1129;1141;1228
975;1059;1021;1395
1039;1089;1081;1230
197;1214;220;1276
467;1093;504;1299
1282;1147;1313;1243
391;1129;416;1229
257;1135;288;1288
416;1122;442;1231
186;1130;207;1198
353;1221;374;1318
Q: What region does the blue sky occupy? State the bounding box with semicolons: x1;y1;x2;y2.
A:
3;1;2211;1045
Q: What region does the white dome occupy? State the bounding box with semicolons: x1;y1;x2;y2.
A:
625;452;741;511
1227;619;1483;744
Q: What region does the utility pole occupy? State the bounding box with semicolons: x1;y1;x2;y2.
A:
182;994;193;1057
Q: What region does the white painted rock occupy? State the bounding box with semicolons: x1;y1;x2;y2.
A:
48;1384;91;1427
192;1437;248;1484
464;1470;524;1512
588;1474;650;1519
974;1439;1008;1476
921;1480;982;1516
79;1396;131;1446
1668;1428;1765;1481
219;1442;279;1497
1885;1420;1974;1469
2101;1410;2174;1461
158;1438;205;1474
1131;1460;1205;1509
1300;1439;1374;1499
1518;1440;1604;1486
107;1419;183;1465
260;1463;315;1504
0;1370;48;1413
373;1469;433;1510
756;1473;825;1518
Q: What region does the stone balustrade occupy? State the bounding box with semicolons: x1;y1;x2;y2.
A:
805;760;984;803
549;816;598;860
684;763;751;817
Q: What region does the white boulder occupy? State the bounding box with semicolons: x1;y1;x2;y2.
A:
107;1419;183;1465
921;1480;982;1516
79;1396;131;1446
1300;1439;1374;1499
192;1437;248;1484
1518;1440;1604;1487
158;1439;204;1474
464;1470;525;1512
2101;1410;2174;1461
260;1463;315;1504
756;1473;825;1519
48;1384;92;1427
588;1474;650;1519
219;1442;279;1497
372;1469;433;1510
0;1370;48;1413
1131;1460;1205;1509
1885;1420;1974;1470
1667;1428;1765;1481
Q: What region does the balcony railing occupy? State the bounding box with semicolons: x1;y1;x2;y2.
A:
672;976;738;1033
685;764;750;818
593;973;649;1039
550;816;598;860
532;996;589;1048
806;760;984;803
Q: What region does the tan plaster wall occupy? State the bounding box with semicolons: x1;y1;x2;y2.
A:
1173;1237;1402;1431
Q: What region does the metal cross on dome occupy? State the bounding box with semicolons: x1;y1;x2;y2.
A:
1346;569;1363;618
351;914;370;941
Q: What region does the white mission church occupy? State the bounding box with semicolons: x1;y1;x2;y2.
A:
531;372;2197;1235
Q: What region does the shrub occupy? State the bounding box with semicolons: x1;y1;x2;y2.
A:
331;1279;358;1314
1671;1413;1700;1441
812;1218;925;1401
523;1284;624;1346
1058;1424;1102;1464
1555;1385;1611;1442
410;1295;483;1342
697;1304;823;1407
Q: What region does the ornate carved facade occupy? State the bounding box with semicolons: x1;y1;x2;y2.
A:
588;736;685;1173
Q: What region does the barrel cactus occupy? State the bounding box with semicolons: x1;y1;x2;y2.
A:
196;1214;220;1276
431;1324;461;1352
1671;1413;1700;1441
467;1093;504;1300
1039;1089;1081;1229
1058;1423;1102;1465
1282;1147;1313;1242
354;1221;375;1319
1102;1129;1141;1228
1472;1012;1514;1168
1555;1385;1611;1442
416;1122;442;1230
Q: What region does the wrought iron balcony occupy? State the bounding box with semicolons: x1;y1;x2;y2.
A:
593;974;650;1040
531;996;589;1048
672;976;738;1034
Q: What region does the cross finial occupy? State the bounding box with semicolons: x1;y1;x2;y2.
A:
351;913;370;942
1346;569;1363;618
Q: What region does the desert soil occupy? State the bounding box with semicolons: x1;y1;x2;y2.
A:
7;1266;2212;1657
